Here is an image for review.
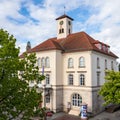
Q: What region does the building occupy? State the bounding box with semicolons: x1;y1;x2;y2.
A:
20;14;118;115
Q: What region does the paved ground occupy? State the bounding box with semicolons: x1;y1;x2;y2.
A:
45;110;120;120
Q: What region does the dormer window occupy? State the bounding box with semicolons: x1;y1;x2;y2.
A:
108;47;110;53
99;44;102;49
95;43;102;50
103;45;106;51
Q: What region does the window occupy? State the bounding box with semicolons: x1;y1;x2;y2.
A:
72;94;82;107
97;57;100;69
41;57;45;67
62;28;64;33
37;58;41;68
59;28;64;34
79;57;85;67
105;59;107;69
68;21;71;25
111;61;114;70
46;95;50;103
46;74;50;84
80;74;85;85
59;29;61;33
38;80;41;84
68;58;73;68
68;74;73;85
69;29;71;34
97;72;100;86
45;57;50;68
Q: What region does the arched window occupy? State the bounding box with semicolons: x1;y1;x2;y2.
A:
59;29;61;34
97;57;100;69
80;74;85;85
37;58;41;68
46;74;50;84
41;57;45;67
62;28;64;33
68;58;73;68
72;94;82;107
79;57;85;67
68;74;73;85
45;57;50;68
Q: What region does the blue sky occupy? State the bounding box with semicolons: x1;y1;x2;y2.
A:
0;0;120;61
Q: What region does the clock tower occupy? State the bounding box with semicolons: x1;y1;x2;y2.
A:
56;14;74;39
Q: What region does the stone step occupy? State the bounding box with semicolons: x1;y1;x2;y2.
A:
69;109;80;116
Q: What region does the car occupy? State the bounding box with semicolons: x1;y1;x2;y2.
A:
46;111;53;117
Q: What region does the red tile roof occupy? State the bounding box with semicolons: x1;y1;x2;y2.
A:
19;31;118;58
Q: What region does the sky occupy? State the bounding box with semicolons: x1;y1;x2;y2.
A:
0;0;120;61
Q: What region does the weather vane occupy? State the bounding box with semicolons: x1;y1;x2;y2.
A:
64;6;66;15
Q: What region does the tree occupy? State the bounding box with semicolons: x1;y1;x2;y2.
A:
99;70;120;106
0;29;45;120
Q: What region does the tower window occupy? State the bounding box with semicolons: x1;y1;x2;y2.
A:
69;29;70;34
59;29;61;33
62;28;64;33
68;21;71;25
59;29;64;34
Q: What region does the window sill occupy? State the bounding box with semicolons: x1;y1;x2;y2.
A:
68;67;74;69
79;66;85;68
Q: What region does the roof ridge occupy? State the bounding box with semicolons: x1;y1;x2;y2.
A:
82;32;95;49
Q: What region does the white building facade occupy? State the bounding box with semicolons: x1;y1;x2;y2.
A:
21;14;118;115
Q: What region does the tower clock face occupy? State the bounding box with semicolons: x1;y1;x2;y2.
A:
59;21;63;25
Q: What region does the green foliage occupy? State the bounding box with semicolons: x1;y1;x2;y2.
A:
99;70;120;106
0;29;45;120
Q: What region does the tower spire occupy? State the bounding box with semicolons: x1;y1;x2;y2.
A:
64;6;66;15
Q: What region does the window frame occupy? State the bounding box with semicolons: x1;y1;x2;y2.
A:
72;94;82;107
105;59;107;69
111;61;114;70
41;57;45;67
45;57;50;68
45;95;50;103
37;57;41;68
80;74;85;86
97;57;100;69
79;57;85;67
68;58;74;68
68;74;73;85
97;72;100;86
46;74;50;85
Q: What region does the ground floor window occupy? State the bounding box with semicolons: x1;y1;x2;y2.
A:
72;93;82;107
46;95;50;103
